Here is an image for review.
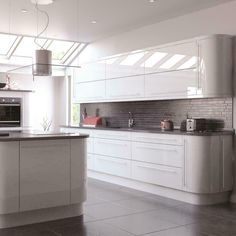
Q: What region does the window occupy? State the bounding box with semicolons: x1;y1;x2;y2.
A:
48;40;75;62
13;37;47;57
0;34;17;55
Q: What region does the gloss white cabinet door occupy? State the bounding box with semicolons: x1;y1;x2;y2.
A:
198;35;233;97
106;75;145;100
74;80;106;102
132;161;183;190
20;140;70;211
94;155;132;178
0;142;19;214
145;69;198;99
94;138;132;160
132;142;184;168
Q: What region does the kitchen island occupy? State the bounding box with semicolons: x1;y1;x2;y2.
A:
0;131;88;228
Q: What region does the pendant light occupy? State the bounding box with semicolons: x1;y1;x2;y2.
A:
32;0;53;76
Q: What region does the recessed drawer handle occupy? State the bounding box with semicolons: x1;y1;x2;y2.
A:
136;146;178;152
135;137;179;143
97;141;127;147
96;134;128;139
136;164;178;174
98;157;128;165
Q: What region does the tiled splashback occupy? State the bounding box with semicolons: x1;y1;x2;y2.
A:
80;98;233;129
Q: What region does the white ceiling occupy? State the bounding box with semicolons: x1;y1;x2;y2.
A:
0;0;233;43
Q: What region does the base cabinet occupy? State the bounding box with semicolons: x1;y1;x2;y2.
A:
20;140;71;211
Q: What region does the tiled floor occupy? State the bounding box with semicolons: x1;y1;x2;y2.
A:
1;178;236;236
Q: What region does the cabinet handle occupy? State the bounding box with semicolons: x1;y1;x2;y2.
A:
136;145;178;152
98;157;128;165
136;164;179;174
134;137;180;144
96;141;128;147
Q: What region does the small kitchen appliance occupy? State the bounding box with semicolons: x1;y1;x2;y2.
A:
186;118;206;132
160;119;174;131
82;116;102;128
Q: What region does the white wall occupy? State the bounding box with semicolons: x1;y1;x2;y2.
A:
0;73;68;131
79;0;236;62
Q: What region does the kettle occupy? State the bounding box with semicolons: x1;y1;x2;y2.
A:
160;119;174;131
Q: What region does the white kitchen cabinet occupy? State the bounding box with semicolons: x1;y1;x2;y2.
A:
184;135;233;193
20;140;70;211
198;35;233;97
145;69;198;99
93;130;131;141
76;61;106;83
144;41;198;74
0;142;19;214
74;80;106;102
132;132;184;145
87;154;96;170
132;142;183;168
71;139;87;204
106;75;145;100
94;138;131;159
94;154;132;178
106;52;145;79
132;161;183;190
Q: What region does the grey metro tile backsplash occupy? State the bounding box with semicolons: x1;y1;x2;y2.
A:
80;97;232;129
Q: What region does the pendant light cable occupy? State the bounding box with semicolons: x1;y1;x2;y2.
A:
34;1;50;49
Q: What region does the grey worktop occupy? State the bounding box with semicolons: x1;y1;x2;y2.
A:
63;125;234;136
0;131;89;142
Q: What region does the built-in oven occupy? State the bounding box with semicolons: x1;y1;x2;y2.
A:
0;97;21;127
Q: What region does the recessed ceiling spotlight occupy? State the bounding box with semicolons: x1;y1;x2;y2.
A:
149;0;156;2
91;20;97;24
21;9;28;13
30;0;54;5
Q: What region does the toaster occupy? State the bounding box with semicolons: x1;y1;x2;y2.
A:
186;118;206;132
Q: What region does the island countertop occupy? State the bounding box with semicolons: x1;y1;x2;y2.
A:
0;131;89;142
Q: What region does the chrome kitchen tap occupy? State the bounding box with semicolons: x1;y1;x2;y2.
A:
128;112;134;128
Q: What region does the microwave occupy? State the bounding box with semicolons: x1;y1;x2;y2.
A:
0;97;21;127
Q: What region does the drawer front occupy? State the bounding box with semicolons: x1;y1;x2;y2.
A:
93;130;131;141
132;142;183;167
132;161;183;190
94;138;131;159
87;154;95;170
94;155;131;178
132;132;184;145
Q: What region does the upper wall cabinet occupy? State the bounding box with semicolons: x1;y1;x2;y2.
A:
144;42;198;74
198;35;233;97
74;35;233;103
75;61;106;83
106;51;145;79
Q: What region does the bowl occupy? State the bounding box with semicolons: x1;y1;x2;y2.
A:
0;83;6;89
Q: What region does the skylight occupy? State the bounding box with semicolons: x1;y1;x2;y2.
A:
120;52;145;66
160;54;185;69
142;52;167;68
0;34;17;55
48;40;75;61
13;37;47;57
178;56;197;69
0;33;88;67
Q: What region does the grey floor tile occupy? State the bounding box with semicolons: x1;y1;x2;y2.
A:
113;196;173;213
149;204;208;225
84;193;108;206
103;211;178;235
84;201;140;220
143;224;209;236
53;220;134;236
